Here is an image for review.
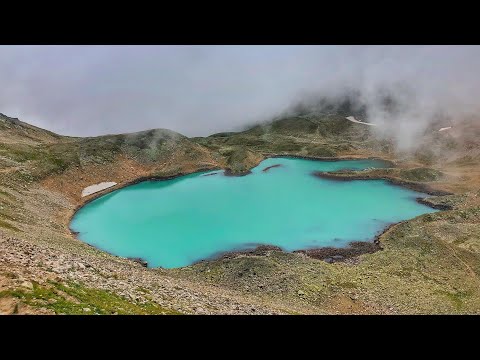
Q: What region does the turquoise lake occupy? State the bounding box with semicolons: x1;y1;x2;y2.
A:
70;157;437;268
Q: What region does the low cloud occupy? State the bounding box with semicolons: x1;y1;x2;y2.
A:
1;45;479;149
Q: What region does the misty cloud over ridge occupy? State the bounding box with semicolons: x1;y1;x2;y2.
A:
1;45;479;144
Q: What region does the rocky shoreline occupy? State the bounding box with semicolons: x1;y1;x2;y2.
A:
415;197;453;210
293;241;381;263
193;222;396;266
224;169;252;177
312;171;453;197
265;153;397;168
199;242;382;265
202;245;285;262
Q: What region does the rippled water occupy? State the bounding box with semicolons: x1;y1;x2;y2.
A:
70;157;437;268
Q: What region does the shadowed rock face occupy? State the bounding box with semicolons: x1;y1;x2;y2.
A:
128;257;148;267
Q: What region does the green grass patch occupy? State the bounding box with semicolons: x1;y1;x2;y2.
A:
436;289;472;311
337;281;358;289
414;149;437;166
1;281;182;315
399;168;444;182
0;143;43;162
307;145;337;157
0;189;14;199
0;218;20;232
270;142;303;152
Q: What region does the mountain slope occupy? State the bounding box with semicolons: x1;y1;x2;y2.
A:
1;112;480;315
0;113;63;145
194;114;391;159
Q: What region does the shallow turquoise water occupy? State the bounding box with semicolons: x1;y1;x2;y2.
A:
70;157;437;268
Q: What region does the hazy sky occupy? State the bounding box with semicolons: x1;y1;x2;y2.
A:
1;45;480;138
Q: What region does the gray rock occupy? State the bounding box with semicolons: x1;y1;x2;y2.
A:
128;257;148;267
21;281;33;290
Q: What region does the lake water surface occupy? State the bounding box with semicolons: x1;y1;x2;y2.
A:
70;157;437;268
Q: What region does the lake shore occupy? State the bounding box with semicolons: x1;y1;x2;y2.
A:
69;156;442;269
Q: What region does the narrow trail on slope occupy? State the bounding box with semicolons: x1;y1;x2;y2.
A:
441;240;479;282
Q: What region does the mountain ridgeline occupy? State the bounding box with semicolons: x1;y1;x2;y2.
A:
1;108;479;190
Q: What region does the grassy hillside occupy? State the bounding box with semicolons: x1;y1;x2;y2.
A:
194;114;392;159
0;122;221;186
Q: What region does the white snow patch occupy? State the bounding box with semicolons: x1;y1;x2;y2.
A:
438;126;452;132
345;116;377;126
81;182;117;197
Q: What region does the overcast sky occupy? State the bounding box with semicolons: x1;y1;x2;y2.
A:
1;45;479;138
